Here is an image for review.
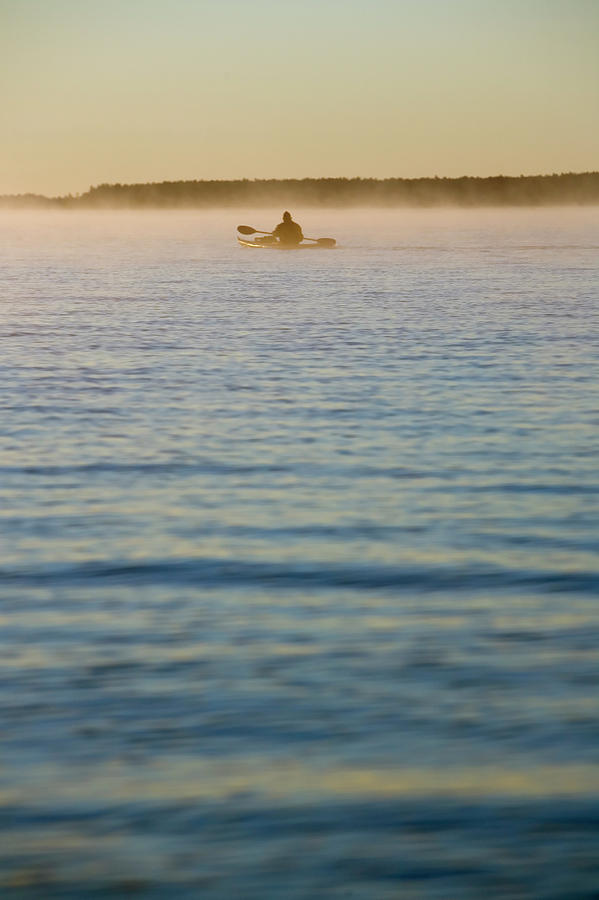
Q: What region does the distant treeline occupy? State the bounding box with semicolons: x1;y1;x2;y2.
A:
2;173;599;208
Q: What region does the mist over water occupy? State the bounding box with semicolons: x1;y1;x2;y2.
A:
1;208;599;898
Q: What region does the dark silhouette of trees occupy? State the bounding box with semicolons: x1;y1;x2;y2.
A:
2;173;598;208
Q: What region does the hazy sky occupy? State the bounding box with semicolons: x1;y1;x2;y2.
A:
2;0;598;195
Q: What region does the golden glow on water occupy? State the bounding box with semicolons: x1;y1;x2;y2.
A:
4;760;599;806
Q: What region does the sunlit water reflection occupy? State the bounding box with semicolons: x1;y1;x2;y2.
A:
1;208;598;898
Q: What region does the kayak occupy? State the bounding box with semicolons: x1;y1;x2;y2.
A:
237;237;334;250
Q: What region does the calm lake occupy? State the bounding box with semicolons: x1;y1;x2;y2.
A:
1;207;598;898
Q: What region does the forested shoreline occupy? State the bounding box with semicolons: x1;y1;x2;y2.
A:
2;172;599;208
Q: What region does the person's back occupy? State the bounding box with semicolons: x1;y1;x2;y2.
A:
273;211;303;245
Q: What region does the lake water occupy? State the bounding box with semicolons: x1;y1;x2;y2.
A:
1;207;598;898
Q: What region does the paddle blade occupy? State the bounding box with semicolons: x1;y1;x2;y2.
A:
237;225;256;235
315;238;336;247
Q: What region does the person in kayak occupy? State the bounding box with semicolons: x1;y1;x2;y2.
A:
272;211;303;245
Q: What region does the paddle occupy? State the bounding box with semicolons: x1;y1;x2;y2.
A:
237;226;272;235
237;225;336;248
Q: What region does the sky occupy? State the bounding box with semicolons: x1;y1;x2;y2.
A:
1;0;598;196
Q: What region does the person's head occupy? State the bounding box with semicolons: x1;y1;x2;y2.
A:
282;211;292;222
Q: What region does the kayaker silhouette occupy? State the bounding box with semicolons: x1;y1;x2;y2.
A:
272;211;303;245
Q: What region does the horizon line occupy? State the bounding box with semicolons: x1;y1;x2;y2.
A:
2;171;598;202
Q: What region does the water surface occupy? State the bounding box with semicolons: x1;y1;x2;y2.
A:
1;208;598;898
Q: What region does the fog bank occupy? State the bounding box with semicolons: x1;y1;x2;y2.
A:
2;173;599;210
